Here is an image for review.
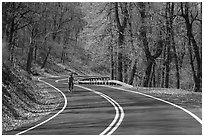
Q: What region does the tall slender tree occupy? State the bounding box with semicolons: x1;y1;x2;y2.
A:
179;2;202;92
114;2;129;82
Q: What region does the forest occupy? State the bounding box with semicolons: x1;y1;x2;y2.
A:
2;2;202;92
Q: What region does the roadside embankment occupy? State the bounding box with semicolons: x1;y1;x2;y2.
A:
2;65;62;133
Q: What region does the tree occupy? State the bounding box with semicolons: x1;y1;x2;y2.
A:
3;2;87;75
162;2;180;88
114;2;129;82
2;2;34;64
138;2;163;87
179;2;202;92
127;2;139;85
170;3;180;89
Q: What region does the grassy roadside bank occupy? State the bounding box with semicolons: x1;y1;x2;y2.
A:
2;65;62;133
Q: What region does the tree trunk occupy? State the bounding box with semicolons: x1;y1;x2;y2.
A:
171;32;180;89
114;2;128;82
117;52;123;81
26;42;34;73
182;3;202;92
8;18;15;64
114;50;118;80
143;59;155;87
189;32;202;92
165;2;171;88
110;45;114;80
149;62;156;87
123;58;128;83
188;38;197;91
109;5;114;80
165;45;170;88
127;2;137;85
161;43;166;88
34;44;37;63
152;65;156;87
170;2;180;89
128;59;137;85
138;2;151;87
138;2;163;87
41;47;51;69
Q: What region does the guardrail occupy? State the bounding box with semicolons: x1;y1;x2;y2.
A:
78;77;133;88
79;76;110;81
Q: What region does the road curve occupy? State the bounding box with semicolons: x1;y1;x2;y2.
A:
75;84;124;135
4;76;202;135
85;85;202;135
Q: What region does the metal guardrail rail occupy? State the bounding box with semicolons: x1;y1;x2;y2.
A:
78;77;133;88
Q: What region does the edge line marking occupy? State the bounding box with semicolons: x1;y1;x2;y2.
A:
104;85;202;125
16;77;68;135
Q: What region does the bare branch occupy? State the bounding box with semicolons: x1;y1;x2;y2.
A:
14;21;33;31
190;10;201;25
44;29;63;40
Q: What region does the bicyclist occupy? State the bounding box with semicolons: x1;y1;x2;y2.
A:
68;73;74;93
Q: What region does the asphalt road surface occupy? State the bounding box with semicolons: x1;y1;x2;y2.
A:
5;76;202;135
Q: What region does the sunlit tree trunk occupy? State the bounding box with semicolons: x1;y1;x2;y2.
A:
164;2;171;88
110;45;114;80
169;2;180;89
128;3;137;85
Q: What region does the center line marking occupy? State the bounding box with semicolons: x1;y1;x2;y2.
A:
104;85;202;125
75;85;124;135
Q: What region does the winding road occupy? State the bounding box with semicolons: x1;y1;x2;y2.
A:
5;76;202;135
